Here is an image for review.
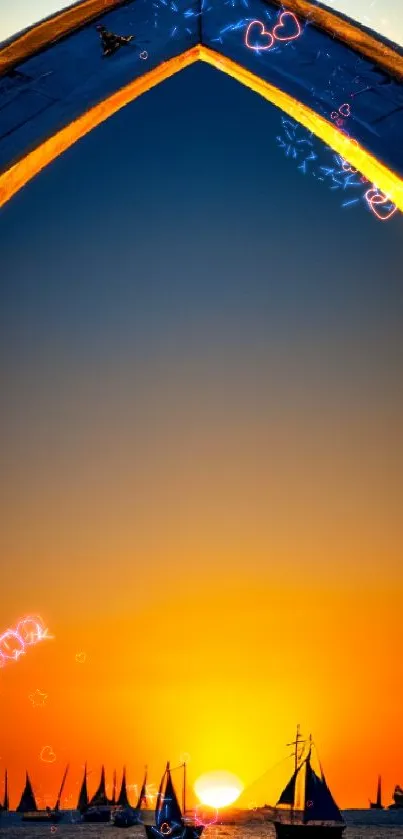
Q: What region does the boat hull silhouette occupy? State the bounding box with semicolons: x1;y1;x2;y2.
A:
21;811;61;823
113;808;142;827
274;824;346;838
82;806;111;822
145;826;204;839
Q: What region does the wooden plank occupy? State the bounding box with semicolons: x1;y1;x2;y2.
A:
272;0;403;80
0;0;126;77
1;0;403;81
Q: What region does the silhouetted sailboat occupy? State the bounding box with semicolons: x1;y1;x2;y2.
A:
145;762;203;839
273;729;346;838
113;767;147;828
16;772;37;813
83;766;111;822
117;767;131;808
370;776;383;809
112;770;117;806
389;785;403;809
77;764;89;813
22;765;69;822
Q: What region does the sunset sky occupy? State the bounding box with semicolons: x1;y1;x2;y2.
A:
0;6;403;814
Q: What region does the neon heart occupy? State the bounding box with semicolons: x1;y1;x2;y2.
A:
17;616;46;645
40;745;56;763
245;20;275;51
0;630;25;661
365;188;398;221
339;103;351;117
75;651;86;663
273;11;302;43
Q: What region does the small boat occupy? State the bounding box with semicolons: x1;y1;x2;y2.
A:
370;776;383;809
83;765;112;822
113;767;146;827
389;785;403;809
273;727;346;838
21;765;69;822
145;762;203;839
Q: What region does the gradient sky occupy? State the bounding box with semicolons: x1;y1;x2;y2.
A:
0;56;403;812
0;0;403;44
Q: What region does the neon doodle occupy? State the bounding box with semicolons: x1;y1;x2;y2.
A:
29;689;48;707
0;615;51;666
245;11;302;51
75;652;86;664
276;116;398;221
364;188;398;221
245;21;274;51
40;746;56;763
273;11;302;43
193;805;219;828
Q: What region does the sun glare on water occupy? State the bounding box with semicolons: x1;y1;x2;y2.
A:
194;771;244;809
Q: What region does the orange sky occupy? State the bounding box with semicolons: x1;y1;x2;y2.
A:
1;68;403;813
1;345;402;809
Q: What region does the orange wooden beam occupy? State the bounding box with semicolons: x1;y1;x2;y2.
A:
0;45;402;213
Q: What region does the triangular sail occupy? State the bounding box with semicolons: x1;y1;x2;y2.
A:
136;769;148;810
77;765;89;813
276;768;300;806
16;772;38;813
89;765;108;807
117;767;130;808
112;770;117;806
55;765;69;811
156;766;183;830
303;758;343;824
155;765;168;825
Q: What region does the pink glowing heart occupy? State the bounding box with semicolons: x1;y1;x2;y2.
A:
40;745;56;763
365;189;398;221
17;616;47;645
339;103;351;117
0;630;25;661
245;20;275;51
273;11;302;42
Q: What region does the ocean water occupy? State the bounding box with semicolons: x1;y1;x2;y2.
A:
2;820;403;839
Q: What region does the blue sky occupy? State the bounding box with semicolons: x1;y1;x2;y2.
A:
0;0;402;44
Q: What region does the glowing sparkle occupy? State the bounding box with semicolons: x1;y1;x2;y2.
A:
29;689;48;707
0;616;51;667
40;746;56;763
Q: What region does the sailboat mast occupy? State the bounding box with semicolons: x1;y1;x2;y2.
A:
55;765;69;810
287;724;302;775
4;770;8;811
183;762;186;816
377;775;382;807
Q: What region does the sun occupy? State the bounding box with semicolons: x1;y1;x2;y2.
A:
194;770;244;809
